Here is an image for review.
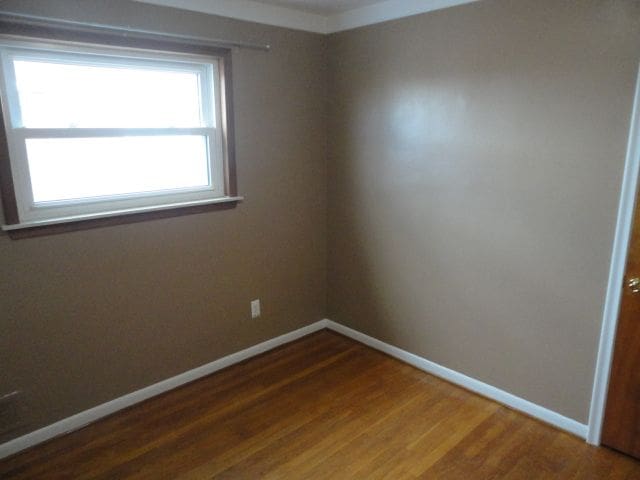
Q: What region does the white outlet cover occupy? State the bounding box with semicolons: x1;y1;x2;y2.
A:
251;299;261;318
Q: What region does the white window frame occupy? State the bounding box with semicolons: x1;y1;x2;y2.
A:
0;37;238;229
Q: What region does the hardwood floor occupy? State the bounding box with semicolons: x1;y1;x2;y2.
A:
1;330;639;479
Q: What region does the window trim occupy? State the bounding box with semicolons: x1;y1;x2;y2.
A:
0;25;239;235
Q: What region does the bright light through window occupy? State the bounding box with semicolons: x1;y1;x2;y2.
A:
26;136;210;203
14;60;205;128
0;39;232;226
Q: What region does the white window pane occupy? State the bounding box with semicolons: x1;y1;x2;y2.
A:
14;59;204;128
26;136;210;203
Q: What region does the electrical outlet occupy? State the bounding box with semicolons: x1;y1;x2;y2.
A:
251;299;261;318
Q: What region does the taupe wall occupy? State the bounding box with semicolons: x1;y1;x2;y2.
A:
327;0;640;423
0;0;327;440
2;0;639;443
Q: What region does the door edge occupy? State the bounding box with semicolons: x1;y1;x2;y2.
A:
588;63;640;446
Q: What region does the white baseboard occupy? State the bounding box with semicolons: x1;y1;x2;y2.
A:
0;320;329;460
324;320;589;439
1;317;589;460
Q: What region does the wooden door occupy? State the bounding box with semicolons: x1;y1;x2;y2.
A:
602;189;640;457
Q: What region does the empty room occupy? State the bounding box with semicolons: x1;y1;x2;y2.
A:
1;0;640;478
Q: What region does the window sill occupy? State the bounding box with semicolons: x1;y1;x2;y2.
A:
2;196;243;236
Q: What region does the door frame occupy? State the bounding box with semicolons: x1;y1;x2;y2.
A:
588;64;640;445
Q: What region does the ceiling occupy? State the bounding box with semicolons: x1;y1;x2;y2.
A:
251;1;385;15
133;0;479;34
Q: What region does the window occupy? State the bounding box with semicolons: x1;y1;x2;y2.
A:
0;37;238;230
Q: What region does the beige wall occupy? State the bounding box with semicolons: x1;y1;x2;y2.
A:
0;0;327;441
327;0;640;423
2;0;639;443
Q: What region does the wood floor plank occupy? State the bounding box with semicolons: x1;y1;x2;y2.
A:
1;332;351;476
1;329;640;479
178;355;409;479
